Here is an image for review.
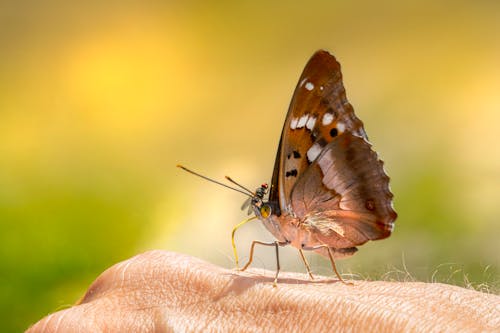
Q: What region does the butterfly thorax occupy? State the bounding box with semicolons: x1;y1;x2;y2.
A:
250;184;308;246
249;183;288;243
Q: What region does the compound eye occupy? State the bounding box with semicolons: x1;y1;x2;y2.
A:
260;204;271;218
261;183;268;189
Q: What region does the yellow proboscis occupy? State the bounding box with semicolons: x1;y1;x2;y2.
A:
231;216;257;268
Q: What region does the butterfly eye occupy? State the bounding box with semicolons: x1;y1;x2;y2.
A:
260;204;271;218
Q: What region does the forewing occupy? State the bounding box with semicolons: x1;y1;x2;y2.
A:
269;50;367;214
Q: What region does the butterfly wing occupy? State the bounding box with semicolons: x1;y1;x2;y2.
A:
290;133;396;248
269;50;368;214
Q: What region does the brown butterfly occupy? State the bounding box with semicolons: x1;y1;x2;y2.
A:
179;50;396;284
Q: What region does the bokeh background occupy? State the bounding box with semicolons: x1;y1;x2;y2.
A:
1;1;499;331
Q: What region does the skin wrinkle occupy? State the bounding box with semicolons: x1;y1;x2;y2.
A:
311;288;363;331
248;295;291;331
230;286;269;329
38;312;54;333
353;288;423;330
293;290;330;331
118;260;131;289
169;261;228;331
84;298;114;331
355;283;483;331
194;295;221;331
210;303;231;330
84;257;166;330
265;291;300;329
199;288;225;332
253;284;319;330
231;283;285;331
227;300;272;333
78;276;107;304
51;306;68;333
235;285;267;323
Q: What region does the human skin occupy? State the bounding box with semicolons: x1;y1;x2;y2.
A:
27;250;499;332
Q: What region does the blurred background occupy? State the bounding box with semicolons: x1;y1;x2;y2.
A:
1;1;499;331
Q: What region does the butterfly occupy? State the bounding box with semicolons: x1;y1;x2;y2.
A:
179;50;397;284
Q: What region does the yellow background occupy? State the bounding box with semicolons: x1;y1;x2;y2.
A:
1;1;499;331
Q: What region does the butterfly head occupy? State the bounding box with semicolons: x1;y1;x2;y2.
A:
255;183;268;199
250;183;275;219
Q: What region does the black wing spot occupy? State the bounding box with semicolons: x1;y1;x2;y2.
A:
309;131;317;142
293;150;301;159
317;137;327;147
330;128;338;137
285;169;298;177
287;153;291;159
365;199;375;211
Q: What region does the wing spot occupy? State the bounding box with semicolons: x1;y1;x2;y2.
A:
297;115;308;128
365;199;375;211
317;138;327;147
306;116;316;130
285;169;298;177
293;150;301;159
322;113;334;125
309;131;317;142
330;128;338;137
337;122;346;133
290;118;299;129
307;143;322;162
305;82;314;91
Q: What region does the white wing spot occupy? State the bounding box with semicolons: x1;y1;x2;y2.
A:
337;122;346;133
290;118;298;129
319;86;324;91
305;82;314;91
306;117;316;130
322;113;334;125
297;115;308;128
299;78;308;87
307;143;322;162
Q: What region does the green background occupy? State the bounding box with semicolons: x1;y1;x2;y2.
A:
1;1;499;332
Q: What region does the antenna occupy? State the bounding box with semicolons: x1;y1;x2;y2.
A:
177;165;253;198
225;176;255;196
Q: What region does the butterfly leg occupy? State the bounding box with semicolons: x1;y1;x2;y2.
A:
240;240;286;286
322;246;353;286
298;248;315;280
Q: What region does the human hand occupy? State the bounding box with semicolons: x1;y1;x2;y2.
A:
27;250;499;332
